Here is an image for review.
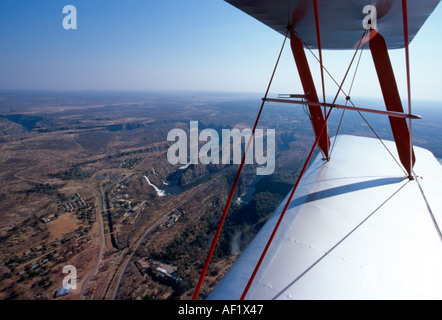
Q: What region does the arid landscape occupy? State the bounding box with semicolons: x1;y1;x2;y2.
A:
0;91;441;300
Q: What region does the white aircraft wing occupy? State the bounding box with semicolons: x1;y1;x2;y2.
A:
208;135;442;300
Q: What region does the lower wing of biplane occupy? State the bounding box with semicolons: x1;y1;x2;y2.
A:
208;135;442;299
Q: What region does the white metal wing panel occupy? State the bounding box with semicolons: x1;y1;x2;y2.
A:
208;135;442;300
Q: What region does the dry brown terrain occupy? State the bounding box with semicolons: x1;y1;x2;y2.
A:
0;91;313;300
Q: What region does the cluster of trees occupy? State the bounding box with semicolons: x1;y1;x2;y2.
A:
51;165;91;181
23;183;57;196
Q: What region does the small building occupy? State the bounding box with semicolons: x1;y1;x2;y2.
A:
54;284;71;298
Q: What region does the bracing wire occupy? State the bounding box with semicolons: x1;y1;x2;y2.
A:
330;32;367;157
192;29;290;300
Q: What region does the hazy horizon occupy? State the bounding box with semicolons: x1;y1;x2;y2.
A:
1;1;442;101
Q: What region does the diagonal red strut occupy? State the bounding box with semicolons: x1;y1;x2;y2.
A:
369;30;415;177
290;30;330;159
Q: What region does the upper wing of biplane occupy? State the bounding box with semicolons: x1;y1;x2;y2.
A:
225;0;440;49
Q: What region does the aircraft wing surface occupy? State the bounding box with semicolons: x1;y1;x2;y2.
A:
208;135;442;300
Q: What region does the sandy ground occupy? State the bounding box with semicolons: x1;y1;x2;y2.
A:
46;213;81;242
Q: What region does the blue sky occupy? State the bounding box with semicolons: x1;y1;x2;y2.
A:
0;0;441;102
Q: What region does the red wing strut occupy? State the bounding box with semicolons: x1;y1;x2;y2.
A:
290;31;330;159
369;30;416;177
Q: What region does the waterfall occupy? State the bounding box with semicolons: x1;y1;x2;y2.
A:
144;176;166;197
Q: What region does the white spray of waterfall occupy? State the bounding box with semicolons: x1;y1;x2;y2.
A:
144;176;166;197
